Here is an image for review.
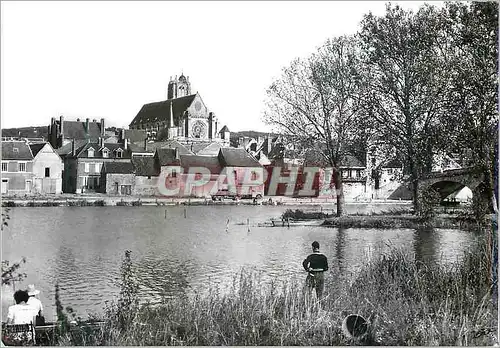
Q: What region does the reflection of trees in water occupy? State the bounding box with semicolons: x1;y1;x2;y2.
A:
135;257;191;301
334;227;347;274
413;227;438;266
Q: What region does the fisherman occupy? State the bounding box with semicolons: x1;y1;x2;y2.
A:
302;241;329;300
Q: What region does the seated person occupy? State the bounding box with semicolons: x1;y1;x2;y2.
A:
6;290;37;325
3;290;37;345
27;284;44;324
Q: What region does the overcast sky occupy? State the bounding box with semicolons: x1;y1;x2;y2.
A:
1;1;432;133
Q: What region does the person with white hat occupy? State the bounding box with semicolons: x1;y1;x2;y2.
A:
26;284;44;320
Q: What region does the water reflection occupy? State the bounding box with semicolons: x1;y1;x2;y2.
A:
2;205;479;322
335;227;347;274
413;227;438;265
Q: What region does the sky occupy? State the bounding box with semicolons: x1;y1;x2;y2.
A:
1;1;433;133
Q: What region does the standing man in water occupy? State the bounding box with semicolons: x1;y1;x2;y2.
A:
303;241;329;300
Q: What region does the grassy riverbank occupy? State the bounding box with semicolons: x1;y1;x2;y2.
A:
61;245;497;346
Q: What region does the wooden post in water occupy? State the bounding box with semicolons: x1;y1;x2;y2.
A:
184;207;187;218
226;218;229;233
247;218;250;233
165;210;167;219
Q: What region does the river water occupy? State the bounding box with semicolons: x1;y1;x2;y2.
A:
1;204;482;322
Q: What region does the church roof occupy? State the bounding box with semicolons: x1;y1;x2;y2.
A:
196;142;223;156
219;125;230;133
129;94;197;128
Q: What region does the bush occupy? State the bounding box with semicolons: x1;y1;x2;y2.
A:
282;209;330;220
116;201;129;206
93;200;106;207
131;200;142;206
2;201;16;207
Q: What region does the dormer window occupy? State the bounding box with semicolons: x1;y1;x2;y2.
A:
88;147;95;157
102;148;109;158
116;148;123;158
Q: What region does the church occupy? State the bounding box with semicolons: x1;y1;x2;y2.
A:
129;74;230;145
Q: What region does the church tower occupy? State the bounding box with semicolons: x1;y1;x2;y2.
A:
167;74;191;99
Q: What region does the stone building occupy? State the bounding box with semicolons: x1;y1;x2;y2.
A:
128;74;230;146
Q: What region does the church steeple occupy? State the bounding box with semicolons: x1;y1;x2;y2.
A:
167;73;191;99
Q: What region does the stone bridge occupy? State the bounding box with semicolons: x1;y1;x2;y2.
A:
418;167;486;201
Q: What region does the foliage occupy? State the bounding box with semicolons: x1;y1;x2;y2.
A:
281;209;331;220
358;4;451;212
1;208;27;287
84;245;496;346
264;35;367;216
102;249;140;340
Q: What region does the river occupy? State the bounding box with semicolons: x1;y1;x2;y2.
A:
1;203;482;322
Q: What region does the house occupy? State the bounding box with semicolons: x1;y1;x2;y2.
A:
48;116;106;149
178;155;222;197
29;142;63;194
101;162;135;195
131;156;160;196
1;141;34;195
62;139;132;193
217;148;264;198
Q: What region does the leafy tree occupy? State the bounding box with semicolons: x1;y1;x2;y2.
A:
359;4;451;212
264;36;366;216
439;2;498;212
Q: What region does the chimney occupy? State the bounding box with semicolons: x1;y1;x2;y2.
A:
175;147;179;160
77;118;80;122
121;128;125;142
100;118;105;136
59;115;64;136
85;118;90;133
71;139;76;156
267;135;272;154
93;119;97;123
124;138;128;150
99;137;104;147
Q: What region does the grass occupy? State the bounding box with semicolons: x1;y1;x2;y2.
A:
58;244;497;346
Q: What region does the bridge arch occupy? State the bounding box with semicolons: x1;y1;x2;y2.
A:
418;168;486;203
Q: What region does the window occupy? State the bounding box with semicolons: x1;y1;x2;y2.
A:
251;171;257;181
120;185;132;195
19;162;26;172
84;163;90;173
1;162;7;172
45;167;50;177
13;148;18;153
95;163;101;173
233;170;237;181
88;148;94;157
172;169;177;178
102;149;109;158
116;149;123;158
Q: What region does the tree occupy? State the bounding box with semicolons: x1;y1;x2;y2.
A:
359;4;450;212
439;2;498;212
264;36;367;216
